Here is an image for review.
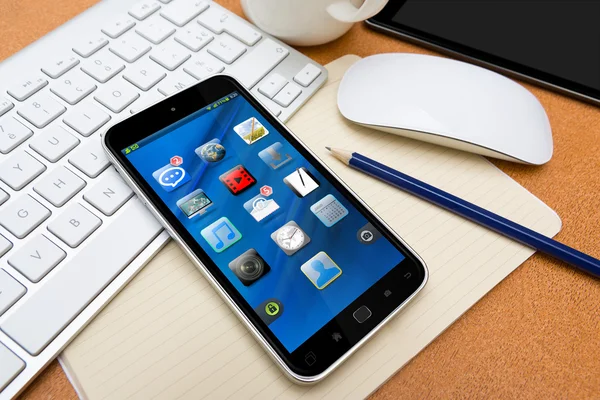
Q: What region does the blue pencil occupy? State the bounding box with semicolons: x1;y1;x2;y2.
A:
326;147;600;278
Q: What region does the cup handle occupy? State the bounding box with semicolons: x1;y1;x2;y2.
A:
326;0;389;23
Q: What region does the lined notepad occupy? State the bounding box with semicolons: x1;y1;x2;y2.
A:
59;55;561;400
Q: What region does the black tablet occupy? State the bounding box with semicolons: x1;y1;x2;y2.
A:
367;1;600;106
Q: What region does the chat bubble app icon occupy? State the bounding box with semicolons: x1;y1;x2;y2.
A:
152;164;191;192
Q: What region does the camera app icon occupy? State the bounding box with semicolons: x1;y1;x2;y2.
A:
228;249;271;286
357;222;382;245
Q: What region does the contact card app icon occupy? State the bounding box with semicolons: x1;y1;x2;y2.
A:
301;252;342;290
152;163;191;192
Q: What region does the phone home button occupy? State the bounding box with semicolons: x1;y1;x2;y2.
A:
353;305;372;323
305;351;317;366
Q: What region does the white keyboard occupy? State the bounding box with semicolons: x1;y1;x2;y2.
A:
0;0;327;397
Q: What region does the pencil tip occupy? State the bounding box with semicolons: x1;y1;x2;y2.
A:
325;146;331;151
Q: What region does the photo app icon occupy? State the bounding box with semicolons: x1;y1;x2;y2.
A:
234;117;269;145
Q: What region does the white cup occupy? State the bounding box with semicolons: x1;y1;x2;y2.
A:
241;0;389;46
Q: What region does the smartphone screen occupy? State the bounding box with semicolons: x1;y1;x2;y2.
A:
121;90;408;354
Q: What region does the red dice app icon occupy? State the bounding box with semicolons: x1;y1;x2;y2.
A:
219;165;256;195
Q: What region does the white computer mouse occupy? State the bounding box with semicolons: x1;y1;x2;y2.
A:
338;53;553;165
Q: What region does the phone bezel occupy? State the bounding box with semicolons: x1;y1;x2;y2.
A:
103;75;427;382
367;1;600;106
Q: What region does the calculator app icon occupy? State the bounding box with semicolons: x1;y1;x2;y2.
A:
310;194;348;227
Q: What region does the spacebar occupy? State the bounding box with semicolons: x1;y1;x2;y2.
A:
0;199;162;356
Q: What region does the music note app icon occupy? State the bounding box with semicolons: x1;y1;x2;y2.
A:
200;217;242;253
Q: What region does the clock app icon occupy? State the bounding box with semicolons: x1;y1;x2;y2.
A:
271;221;311;256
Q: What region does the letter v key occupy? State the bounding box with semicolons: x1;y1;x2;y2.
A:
8;235;66;282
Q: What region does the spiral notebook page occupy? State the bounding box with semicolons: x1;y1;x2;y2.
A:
60;55;561;400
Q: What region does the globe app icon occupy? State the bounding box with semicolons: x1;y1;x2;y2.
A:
196;139;226;163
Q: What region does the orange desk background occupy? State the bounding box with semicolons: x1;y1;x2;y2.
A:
1;0;599;398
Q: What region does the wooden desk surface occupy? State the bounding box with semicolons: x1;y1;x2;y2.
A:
2;0;599;398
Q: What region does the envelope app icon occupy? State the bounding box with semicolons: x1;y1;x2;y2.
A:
244;193;280;222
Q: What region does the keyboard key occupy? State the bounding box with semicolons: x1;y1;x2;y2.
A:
8;235;66;283
265;102;282;117
68;137;110;178
174;24;213;52
0;117;33;154
17;94;66;129
0;189;8;206
258;73;287;99
0;195;51;239
197;6;262;46
0;340;25;390
150;41;191;71
207;34;246;64
34;166;86;207
84;168;134;216
102;16;136;39
273;82;302;107
50;71;97;105
7;77;48;102
157;69;197;96
294;63;322;87
0;270;25;316
109;33;152;63
227;39;289;89
48;203;102;248
129;1;161;20
0;151;46;191
130;89;164;113
123;58;167;91
0;97;14;117
63;103;111;137
135;17;175;44
94;82;140;113
29;125;80;162
183;53;224;80
0;199;161;356
41;55;80;79
160;0;209;27
72;36;109;58
81;53;126;83
0;234;12;257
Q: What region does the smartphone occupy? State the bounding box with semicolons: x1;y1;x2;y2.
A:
102;75;428;383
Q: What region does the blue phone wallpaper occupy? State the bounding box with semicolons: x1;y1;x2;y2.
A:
125;92;405;352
